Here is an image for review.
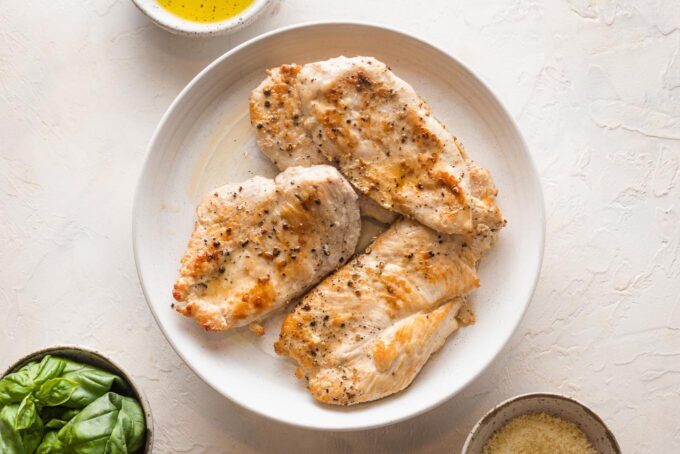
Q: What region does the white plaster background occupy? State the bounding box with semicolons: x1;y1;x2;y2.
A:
2;0;679;452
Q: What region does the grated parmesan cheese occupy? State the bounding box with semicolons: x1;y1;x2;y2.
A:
482;412;597;454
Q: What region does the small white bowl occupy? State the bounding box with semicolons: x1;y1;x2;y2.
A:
131;0;273;36
1;345;154;453
462;393;620;453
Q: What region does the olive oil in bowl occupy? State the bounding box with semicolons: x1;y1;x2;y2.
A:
157;0;254;23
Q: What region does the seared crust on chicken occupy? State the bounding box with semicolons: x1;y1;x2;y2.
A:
308;298;465;405
275;216;498;405
295;56;480;235
173;165;361;331
250;64;397;225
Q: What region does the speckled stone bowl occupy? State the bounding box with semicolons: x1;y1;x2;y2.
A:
1;345;154;453
462;393;620;454
131;0;273;36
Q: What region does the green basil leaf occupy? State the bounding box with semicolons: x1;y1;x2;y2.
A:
58;392;122;452
0;355;68;406
20;410;44;454
36;378;77;407
36;430;65;454
34;356;68;385
61;360;128;409
57;392;145;454
61;408;80;420
45;418;68;430
0;405;24;453
0;402;44;454
15;394;39;430
0;361;40;405
1;356;127;410
105;413;129;453
120;396;145;453
105;397;145;454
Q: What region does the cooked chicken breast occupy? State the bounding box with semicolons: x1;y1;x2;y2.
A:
310;297;465;404
172;165;361;331
292;56;484;235
250;65;397;225
275;216;498;405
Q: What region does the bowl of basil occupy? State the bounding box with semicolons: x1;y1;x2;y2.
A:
0;345;153;453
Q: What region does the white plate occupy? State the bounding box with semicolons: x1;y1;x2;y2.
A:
133;22;545;431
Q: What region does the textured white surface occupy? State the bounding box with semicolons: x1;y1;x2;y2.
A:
1;0;679;452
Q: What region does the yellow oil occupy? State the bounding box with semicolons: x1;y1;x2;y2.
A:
157;0;254;23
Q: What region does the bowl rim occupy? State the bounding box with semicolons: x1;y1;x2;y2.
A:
1;344;155;453
132;20;546;431
130;0;273;36
461;392;621;453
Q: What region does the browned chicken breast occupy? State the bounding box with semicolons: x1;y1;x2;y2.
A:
295;56;485;235
275;217;498;405
172;165;361;331
250;65;397;225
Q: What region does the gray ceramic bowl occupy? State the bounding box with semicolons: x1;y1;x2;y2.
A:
462;393;620;454
1;345;154;453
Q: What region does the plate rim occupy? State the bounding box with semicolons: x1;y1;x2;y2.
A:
132;20;546;431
